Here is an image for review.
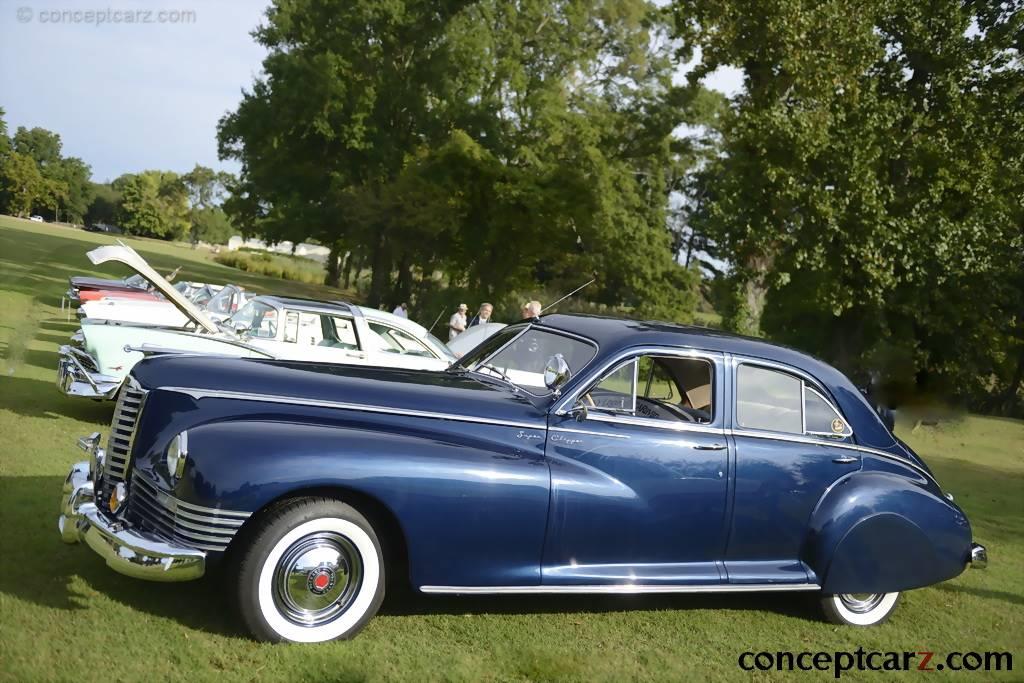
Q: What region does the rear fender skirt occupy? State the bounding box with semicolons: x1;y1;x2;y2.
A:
803;472;972;593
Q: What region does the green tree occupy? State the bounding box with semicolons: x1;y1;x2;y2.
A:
0;152;47;217
51;157;93;223
182;165;235;244
85;182;122;227
220;0;704;319
673;0;1023;411
118;171;191;240
10;126;92;222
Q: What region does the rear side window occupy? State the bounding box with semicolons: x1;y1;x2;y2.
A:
736;365;802;433
736;364;852;438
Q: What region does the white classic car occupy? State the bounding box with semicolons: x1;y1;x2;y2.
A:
57;245;455;399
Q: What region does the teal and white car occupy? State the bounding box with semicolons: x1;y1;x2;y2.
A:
57;245;455;400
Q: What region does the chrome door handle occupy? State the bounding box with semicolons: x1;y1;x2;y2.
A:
832;456;858;464
694;443;726;451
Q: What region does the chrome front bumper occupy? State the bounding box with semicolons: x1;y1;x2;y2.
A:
969;542;988;569
57;345;122;399
58;434;206;581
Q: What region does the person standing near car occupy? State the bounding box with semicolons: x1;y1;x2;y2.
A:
449;303;468;341
392;302;408;319
521;300;542;319
468;303;493;327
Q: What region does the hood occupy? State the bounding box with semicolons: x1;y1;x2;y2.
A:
86;244;218;334
131;354;548;425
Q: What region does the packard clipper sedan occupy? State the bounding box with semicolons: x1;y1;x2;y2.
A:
58;316;987;642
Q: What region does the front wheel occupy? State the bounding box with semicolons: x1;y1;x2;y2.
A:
820;592;901;626
233;498;385;643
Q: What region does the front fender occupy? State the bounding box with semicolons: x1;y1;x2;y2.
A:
136;414;550;588
804;472;972;593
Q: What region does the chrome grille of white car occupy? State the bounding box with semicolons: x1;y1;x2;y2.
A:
129;473;250;551
105;377;146;482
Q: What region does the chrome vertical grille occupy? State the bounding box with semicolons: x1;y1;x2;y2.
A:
129;473;250;551
105;377;147;482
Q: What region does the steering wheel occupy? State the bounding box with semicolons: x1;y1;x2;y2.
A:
637;396;696;423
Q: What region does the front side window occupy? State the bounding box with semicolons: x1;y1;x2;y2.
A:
736;364;851;438
585;355;715;424
367;322;434;358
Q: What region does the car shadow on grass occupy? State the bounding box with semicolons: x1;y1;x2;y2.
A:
0;474;246;638
0;375;111;422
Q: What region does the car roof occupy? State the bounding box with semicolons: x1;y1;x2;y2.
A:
358;307;430;337
538;313;820;368
254;295;357;316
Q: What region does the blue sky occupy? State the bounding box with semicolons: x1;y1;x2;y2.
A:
0;0;742;183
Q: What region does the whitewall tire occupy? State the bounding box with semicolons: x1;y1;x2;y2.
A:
233;498;386;643
820;592;901;626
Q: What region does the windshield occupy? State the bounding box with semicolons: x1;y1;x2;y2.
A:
426;331;457;361
227;300;279;339
458;324;597;395
124;273;147;288
205;285;239;315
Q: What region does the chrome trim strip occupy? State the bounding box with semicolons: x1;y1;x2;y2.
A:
550;426;629;439
419;583;820;595
585;412;724;435
132;474;251;520
730;428;935;479
159;387;544;431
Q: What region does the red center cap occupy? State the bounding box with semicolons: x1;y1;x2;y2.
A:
313;572;330;590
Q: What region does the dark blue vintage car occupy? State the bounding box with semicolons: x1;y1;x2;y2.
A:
59;315;987;642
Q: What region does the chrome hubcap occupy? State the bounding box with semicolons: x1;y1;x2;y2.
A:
838;593;885;614
273;531;362;627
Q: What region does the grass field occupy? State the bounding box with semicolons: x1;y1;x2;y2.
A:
0;215;1021;682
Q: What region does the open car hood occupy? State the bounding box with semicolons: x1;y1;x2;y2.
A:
86;243;219;334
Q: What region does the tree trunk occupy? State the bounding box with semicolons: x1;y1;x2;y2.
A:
392;253;413;307
341;251;354;289
728;253;773;337
366;229;391;309
324;242;342;287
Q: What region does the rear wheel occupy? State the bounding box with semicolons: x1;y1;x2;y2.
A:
233;498;385;642
820;592;900;626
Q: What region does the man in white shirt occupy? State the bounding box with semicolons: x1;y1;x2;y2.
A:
449;303;468;341
392;302;408;319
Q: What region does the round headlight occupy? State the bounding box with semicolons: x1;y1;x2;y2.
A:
166;431;188;480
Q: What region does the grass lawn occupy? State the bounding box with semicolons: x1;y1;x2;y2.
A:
0;215;1021;681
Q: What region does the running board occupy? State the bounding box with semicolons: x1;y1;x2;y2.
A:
419;583;820;595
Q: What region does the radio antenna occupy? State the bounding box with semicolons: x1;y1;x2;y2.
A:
540;279;595;315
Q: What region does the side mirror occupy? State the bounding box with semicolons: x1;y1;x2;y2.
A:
231;320;249;334
543;353;571;393
569;400;588;422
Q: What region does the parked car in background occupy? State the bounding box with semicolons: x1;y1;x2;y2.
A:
29;215;44;222
84;223;123;234
58;315;986;642
65;267;180;306
78;283;248;327
57;245;455;399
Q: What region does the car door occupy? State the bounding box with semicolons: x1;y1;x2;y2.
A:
725;357;860;584
279;310;369;364
543;349;730;586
